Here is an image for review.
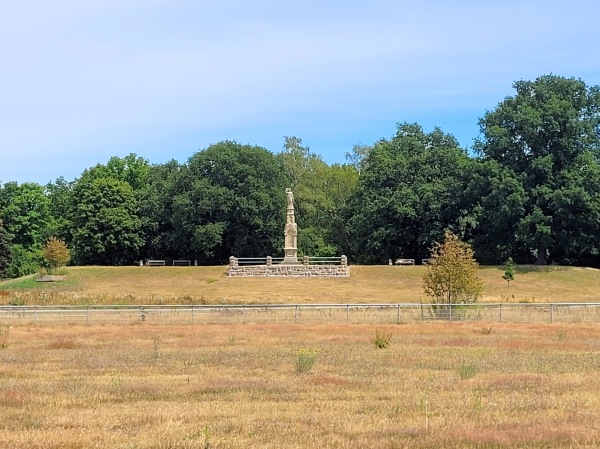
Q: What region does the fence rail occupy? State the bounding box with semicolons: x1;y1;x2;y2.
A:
1;303;600;325
236;257;285;266
232;256;346;266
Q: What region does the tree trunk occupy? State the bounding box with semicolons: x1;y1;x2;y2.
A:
535;243;547;265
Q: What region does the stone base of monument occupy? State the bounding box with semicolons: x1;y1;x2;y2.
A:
227;264;350;277
227;256;349;277
282;247;300;265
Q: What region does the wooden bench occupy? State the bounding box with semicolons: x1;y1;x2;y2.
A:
147;260;166;267
173;259;191;266
395;259;415;266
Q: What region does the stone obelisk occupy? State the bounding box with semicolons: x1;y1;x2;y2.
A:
283;188;299;264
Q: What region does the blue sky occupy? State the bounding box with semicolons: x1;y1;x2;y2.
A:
2;0;600;185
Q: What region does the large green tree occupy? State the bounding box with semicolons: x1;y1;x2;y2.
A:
138;159;183;259
0;182;54;277
0;182;55;248
475;75;600;265
342;123;472;263
104;153;150;191
66;154;149;265
69;175;143;265
168;141;287;264
462;160;527;264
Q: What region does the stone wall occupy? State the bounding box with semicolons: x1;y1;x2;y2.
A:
227;264;350;277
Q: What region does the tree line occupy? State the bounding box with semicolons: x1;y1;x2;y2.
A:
1;74;600;279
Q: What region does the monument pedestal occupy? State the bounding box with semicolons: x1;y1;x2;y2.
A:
282;247;300;265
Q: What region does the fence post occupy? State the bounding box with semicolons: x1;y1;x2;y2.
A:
346;305;349;322
449;304;453;323
499;304;503;323
191;306;195;324
86;306;90;326
397;304;401;324
295;305;299;323
550;304;554;323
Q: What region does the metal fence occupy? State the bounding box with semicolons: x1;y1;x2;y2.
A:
233;256;344;266
1;303;600;325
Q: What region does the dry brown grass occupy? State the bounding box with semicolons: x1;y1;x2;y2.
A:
1;264;600;305
1;322;600;448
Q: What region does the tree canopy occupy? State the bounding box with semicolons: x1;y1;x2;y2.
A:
69;174;143;265
3;73;600;277
342;123;471;263
475;75;600;265
169;141;288;263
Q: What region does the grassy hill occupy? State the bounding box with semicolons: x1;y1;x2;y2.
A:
1;264;600;305
0;266;600;304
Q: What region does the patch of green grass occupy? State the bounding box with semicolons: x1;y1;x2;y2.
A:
0;273;78;291
0;276;39;290
458;360;478;380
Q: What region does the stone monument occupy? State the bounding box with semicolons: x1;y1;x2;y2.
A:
226;187;349;277
282;188;299;264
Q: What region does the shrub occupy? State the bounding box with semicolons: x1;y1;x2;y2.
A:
458;360;478;380
473;326;493;335
295;348;320;374
43;237;70;274
371;330;392;348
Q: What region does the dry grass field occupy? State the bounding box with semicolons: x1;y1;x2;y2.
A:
1;321;599;448
1;264;600;305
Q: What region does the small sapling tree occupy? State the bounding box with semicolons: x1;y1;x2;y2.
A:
43;237;70;274
502;257;515;289
422;230;483;318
